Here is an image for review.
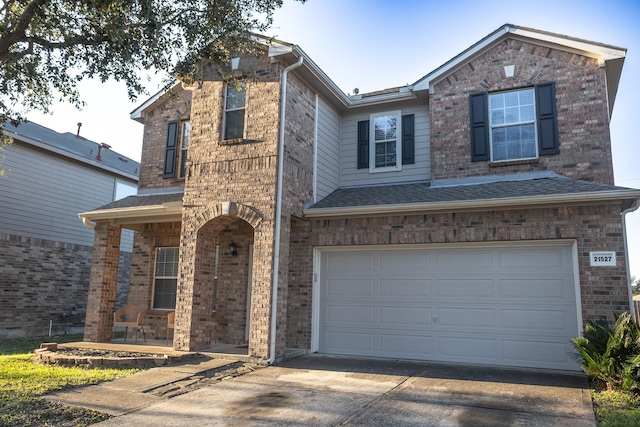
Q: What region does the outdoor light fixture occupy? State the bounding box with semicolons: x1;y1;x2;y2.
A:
229;241;238;257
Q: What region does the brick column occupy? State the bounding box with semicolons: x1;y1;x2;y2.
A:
84;221;121;342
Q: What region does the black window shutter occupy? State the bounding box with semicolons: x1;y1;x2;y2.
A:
535;82;559;156
469;92;490;161
163;121;178;178
401;114;415;165
357;120;369;169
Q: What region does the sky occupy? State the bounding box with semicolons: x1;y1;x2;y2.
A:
26;0;640;277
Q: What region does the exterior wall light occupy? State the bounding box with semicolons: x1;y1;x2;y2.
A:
229;241;238;257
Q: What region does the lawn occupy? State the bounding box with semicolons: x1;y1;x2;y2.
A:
0;334;139;427
592;389;640;427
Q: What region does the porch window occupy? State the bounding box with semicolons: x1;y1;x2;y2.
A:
153;247;178;310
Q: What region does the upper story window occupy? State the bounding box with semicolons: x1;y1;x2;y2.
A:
357;112;415;171
224;82;246;140
162;119;190;179
470;82;559;163
489;89;536;162
178;120;190;179
370;111;401;171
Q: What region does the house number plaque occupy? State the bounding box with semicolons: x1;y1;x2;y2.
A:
589;251;616;267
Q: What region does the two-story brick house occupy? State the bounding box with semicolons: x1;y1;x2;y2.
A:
80;24;640;371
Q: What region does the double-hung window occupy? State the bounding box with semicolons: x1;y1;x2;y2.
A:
224;82;246;140
178;120;190;179
370;110;402;172
489;88;536;161
470;82;558;163
153;247;178;310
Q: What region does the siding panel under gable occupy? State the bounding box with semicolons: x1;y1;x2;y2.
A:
0;142;135;250
340;102;430;188
315;97;341;200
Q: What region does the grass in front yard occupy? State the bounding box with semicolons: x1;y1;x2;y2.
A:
592;389;640;427
0;334;139;427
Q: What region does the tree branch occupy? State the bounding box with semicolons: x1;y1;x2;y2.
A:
0;0;49;57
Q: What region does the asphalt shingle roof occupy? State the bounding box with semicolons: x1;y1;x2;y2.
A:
94;192;183;211
309;176;634;210
4;120;140;177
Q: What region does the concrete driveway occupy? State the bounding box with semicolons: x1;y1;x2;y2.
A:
96;355;595;426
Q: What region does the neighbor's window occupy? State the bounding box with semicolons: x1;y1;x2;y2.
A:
178;120;190;179
153;247;178;310
489;88;537;162
224;82;246;140
370;111;402;172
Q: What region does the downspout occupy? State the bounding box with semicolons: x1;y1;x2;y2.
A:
623;198;640;319
269;55;304;364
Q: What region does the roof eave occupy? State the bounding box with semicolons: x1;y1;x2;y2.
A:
78;201;183;224
303;189;640;218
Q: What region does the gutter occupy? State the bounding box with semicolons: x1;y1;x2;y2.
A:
269;55;304;364
303;189;640;218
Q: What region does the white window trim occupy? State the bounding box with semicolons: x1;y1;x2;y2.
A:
488;88;539;163
152;247;179;310
178;120;190;179
369;110;402;173
222;82;247;141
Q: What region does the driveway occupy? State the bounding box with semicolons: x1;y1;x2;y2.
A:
96;355;595;426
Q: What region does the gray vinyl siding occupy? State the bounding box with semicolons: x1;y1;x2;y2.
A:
0;142;135;251
315;97;341;200
340;102;430;187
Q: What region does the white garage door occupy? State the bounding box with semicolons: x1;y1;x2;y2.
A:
318;244;580;371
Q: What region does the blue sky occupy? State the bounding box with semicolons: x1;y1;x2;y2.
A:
26;0;640;277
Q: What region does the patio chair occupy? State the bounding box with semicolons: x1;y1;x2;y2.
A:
112;304;148;343
166;311;175;344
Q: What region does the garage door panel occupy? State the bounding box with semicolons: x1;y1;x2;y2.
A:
380;334;432;355
379;251;430;273
503;339;573;365
438;336;499;359
325;331;374;352
325;279;374;297
324;252;374;272
499;279;567;299
497;249;564;269
326;305;375;324
437;307;495;327
435;249;494;270
380;306;431;326
318;244;579;371
502;309;576;333
437;279;494;297
380;278;430;297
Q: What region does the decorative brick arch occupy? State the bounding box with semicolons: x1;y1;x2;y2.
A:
193;202;264;230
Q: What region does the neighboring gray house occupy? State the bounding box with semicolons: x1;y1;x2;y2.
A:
0;121;139;338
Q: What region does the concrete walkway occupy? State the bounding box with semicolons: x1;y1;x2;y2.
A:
45;355;596;426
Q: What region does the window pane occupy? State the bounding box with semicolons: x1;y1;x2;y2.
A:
489;88;537;161
374;115;397;141
225;110;245;140
226;84;246;110
493;124;536;161
181;121;190;150
375;141;397;167
154;247;179;310
153;279;177;310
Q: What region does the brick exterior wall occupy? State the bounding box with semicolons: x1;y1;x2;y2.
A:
0;233;130;338
138;85;192;191
430;37;614;184
176;52;283;355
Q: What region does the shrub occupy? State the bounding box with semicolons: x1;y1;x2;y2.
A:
572;312;640;391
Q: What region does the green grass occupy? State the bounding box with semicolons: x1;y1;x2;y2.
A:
592;389;640;426
0;334;139;427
